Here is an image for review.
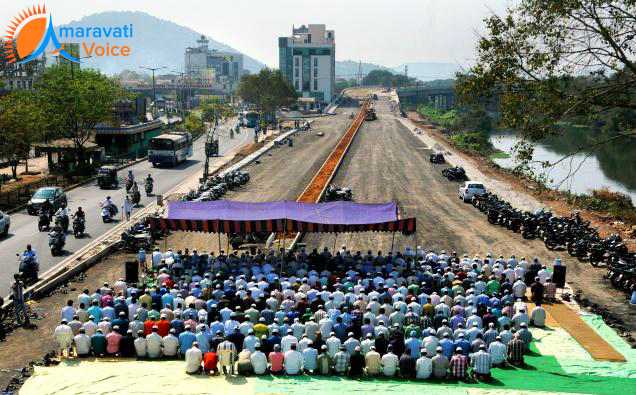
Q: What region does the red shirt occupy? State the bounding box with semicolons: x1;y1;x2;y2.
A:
101;294;114;308
144;320;155;336
156;319;170;337
203;352;218;371
269;351;284;372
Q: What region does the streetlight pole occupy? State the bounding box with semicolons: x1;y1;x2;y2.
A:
171;69;187;121
140;65;165;116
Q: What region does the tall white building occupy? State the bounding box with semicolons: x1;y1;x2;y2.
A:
279;24;335;108
185;35;244;91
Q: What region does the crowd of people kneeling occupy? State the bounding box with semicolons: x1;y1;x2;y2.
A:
54;245;557;382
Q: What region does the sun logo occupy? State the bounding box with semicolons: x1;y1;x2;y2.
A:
4;4;78;64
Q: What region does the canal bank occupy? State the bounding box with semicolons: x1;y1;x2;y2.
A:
489;127;636;204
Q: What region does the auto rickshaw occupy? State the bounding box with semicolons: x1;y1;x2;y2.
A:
97;166;118;189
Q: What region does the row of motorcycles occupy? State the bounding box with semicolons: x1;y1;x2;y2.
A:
120;222;157;252
182;170;250;202
37;207;86;256
323;185;353;202
471;192;636;293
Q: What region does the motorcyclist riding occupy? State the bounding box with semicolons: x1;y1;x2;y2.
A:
73;206;86;236
101;196;118;215
54;204;69;232
126;170;134;192
48;225;66;255
18;244;39;282
40;198;54;221
145;174;154;196
74;207;85;220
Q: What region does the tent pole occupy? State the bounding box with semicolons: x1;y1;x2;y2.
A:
281;219;287;277
217;232;221;254
390;231;396;254
333;233;338;254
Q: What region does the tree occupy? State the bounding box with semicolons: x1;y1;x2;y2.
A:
201;97;234;124
35;65;126;173
457;0;636;145
237;68;296;113
0;91;46;179
181;113;205;138
362;69;418;87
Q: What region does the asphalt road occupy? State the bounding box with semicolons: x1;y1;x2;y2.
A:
0;121;252;295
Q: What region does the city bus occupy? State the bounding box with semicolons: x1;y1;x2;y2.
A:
241;111;259;128
148;131;193;167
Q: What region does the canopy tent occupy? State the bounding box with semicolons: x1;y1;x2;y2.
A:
148;200;416;234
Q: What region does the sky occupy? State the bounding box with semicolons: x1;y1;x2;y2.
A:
1;0;515;67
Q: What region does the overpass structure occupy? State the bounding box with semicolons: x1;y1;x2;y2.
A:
125;83;227;96
396;86;455;110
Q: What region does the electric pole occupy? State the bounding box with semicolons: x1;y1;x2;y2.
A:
140;65;165;116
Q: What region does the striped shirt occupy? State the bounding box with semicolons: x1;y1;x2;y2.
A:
217;340;237;366
470;350;492;374
450;354;469;378
488;341;507;364
508;339;525;364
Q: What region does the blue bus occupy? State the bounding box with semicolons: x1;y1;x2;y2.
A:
148;132;193;167
241;111;259;128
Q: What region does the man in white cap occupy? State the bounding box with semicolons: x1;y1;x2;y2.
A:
185;342;203;374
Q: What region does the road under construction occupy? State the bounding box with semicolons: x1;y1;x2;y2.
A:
2;89;635;394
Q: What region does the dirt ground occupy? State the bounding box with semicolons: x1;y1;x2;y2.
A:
302;98;636;340
0;251;133;391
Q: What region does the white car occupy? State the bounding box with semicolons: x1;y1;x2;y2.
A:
0;210;10;236
459;182;487;202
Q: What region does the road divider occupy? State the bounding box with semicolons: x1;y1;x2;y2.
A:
269;102;369;250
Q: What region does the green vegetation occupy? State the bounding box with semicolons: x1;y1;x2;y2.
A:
237;68;297;113
416;104;457;128
565;188;636;224
0;65;125;177
0;90;46;178
200;97;233;124
489;151;511;160
362;69;417;88
457;0;636;147
36;65;126;173
417;103;496;156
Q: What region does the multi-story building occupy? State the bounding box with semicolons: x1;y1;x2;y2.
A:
279;24;336;108
185;35;244;91
0;39;46;91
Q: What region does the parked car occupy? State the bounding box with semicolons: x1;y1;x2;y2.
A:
26;187;67;215
459;181;487;202
0;210;10;236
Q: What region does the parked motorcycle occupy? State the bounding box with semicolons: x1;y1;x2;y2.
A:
441;166;467;181
324;185;353;202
